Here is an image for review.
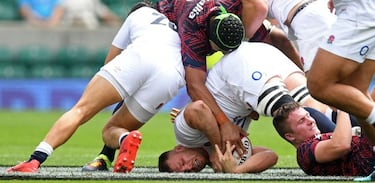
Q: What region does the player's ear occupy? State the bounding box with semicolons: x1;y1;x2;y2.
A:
284;133;295;142
174;145;185;152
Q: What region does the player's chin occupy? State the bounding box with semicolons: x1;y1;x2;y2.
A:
194;158;207;172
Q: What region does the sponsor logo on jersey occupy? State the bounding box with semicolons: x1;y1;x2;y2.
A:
251;71;262;81
189;0;210;19
327;35;335;44
360;46;369;56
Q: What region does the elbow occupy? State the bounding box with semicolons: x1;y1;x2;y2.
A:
334;142;352;155
252;151;278;173
265;151;278;169
340;144;352;154
242;0;268;14
241;0;268;38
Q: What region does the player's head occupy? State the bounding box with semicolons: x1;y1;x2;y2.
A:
209;6;244;52
158;146;209;172
273;102;320;146
128;1;154;16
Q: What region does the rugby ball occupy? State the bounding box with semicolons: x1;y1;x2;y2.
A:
232;136;252;165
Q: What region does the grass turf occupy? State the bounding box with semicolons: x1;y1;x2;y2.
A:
0;110;295;167
0;110;356;182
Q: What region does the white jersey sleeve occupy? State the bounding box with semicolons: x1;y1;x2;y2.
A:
207;42;302;117
112;13;131;49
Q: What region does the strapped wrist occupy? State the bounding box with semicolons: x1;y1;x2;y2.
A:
215;112;229;126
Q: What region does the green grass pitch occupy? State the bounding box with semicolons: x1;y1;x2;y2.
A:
0;109;295;167
0;110;356;182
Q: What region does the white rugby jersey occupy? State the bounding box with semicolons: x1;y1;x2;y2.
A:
206;42;301;120
174;42;302;152
112;6;180;50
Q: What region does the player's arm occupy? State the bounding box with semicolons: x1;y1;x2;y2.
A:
241;0;268;40
185;101;221;149
185;67;244;152
267;26;303;70
104;46;123;64
314;110;352;163
183;100;223;172
234;146;277;173
215;142;277;173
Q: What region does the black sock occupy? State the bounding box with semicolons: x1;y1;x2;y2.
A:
29;151;48;164
99;145;116;162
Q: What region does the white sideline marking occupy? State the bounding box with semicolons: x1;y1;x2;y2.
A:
0;166;354;181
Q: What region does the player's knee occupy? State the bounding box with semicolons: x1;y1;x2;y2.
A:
306;81;322;99
70;105;93;125
184;100;213;123
186;100;210;116
306;75;323;96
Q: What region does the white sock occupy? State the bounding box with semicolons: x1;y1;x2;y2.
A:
366;105;375;125
118;132;130;147
35;141;54;156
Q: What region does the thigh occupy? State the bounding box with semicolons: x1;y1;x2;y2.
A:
106;103;144;131
342;59;375;93
309;48;359;84
74;75;122;120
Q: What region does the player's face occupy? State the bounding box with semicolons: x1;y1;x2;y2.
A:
166;146;209;172
288;107;321;142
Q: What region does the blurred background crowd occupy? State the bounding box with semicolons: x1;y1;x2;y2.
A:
0;0;189;112
0;0;154;79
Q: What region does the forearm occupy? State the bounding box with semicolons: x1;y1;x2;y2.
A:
241;0;268;40
269;28;303;70
331;110;352;147
105;46;123;64
185;67;227;119
185;101;222;148
315;110;352;162
233;148;277;173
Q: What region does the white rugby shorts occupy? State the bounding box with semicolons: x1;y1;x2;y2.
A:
97;45;185;123
291;0;337;71
319;0;375;62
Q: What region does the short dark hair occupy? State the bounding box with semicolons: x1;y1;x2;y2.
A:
128;1;155;16
209;12;244;52
272;102;300;143
158;150;173;172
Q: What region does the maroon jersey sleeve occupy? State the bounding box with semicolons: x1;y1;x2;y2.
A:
297;133;375;176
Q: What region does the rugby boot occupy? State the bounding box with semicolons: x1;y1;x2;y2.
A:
7;160;40;173
82;154;111;171
113;130;142;173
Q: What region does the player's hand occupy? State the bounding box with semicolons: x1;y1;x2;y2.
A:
219;122;248;157
170;108;180;123
209;148;222;173
215;142;237;173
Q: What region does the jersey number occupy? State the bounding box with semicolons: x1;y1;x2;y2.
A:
150;12;177;32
